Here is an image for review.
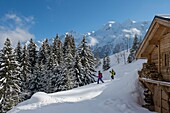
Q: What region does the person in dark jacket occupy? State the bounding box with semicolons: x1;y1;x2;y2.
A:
97;71;104;84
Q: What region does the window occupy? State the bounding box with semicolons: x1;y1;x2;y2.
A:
162;52;169;67
165;54;167;66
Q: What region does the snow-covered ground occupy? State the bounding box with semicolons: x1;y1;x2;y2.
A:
8;54;155;113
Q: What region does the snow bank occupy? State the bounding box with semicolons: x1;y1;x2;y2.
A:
9;59;154;113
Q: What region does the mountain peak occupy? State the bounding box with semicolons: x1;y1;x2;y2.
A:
123;19;136;25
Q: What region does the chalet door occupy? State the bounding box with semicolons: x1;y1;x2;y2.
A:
161;89;169;113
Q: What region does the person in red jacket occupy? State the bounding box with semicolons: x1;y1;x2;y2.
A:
97;71;104;84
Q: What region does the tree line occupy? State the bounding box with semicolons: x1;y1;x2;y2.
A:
0;34;97;113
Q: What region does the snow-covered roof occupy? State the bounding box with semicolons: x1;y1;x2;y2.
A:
136;14;170;59
155;14;170;21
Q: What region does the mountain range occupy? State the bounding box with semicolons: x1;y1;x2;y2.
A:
37;19;150;58
61;19;150;58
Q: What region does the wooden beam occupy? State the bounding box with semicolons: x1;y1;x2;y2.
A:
163;32;170;38
158;41;161;73
157;19;170;28
149;39;159;45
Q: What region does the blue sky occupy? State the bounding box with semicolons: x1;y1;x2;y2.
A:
0;0;170;46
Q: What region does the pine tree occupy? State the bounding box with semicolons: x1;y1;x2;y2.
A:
38;39;50;65
28;63;43;94
0;38;20;113
73;54;85;86
50;66;61;92
42;51;55;93
103;56;107;71
20;45;31;100
127;34;140;63
77;36;95;85
27;38;38;74
103;54;110;71
14;41;22;65
63;34;72;57
70;35;76;57
106;55;110;70
57;35;76;91
52;35;63;65
57;38;63;65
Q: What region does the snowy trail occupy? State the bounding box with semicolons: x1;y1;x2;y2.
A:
9;59;155;113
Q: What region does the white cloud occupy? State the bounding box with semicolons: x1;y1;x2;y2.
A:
5;13;22;24
0;28;34;47
122;28;141;37
89;36;98;46
0;13;35;48
24;16;35;24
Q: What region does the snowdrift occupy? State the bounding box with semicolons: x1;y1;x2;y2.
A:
8;59;155;113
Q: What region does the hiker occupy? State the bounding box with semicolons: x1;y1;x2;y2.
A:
97;71;104;84
110;69;116;80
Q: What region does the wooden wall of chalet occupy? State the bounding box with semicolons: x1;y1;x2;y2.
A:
151;46;159;68
140;79;170;113
154;87;169;113
160;33;170;81
143;32;170;113
149;33;170;81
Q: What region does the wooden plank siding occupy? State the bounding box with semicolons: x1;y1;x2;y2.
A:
161;90;169;113
151;47;159;67
160;34;170;81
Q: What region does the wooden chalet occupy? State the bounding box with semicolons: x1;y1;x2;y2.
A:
136;15;170;113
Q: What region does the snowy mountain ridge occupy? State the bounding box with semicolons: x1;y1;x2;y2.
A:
60;19;150;58
35;19;150;58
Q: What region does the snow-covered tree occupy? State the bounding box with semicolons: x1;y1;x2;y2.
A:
0;38;20;113
50;66;62;92
19;45;31;100
27;38;38;74
70;35;76;57
127;34;140;63
103;56;107;70
38;39;50;65
77;36;95;84
14;41;22;65
57;35;77;91
63;34;72;56
52;35;63;65
28;63;44;94
73;54;85;86
106;55;110;70
102;54;110;71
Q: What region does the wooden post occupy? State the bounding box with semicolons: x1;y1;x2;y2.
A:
158;41;161;73
148;54;152;64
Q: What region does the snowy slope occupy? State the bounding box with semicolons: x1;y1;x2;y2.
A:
8;53;155;113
